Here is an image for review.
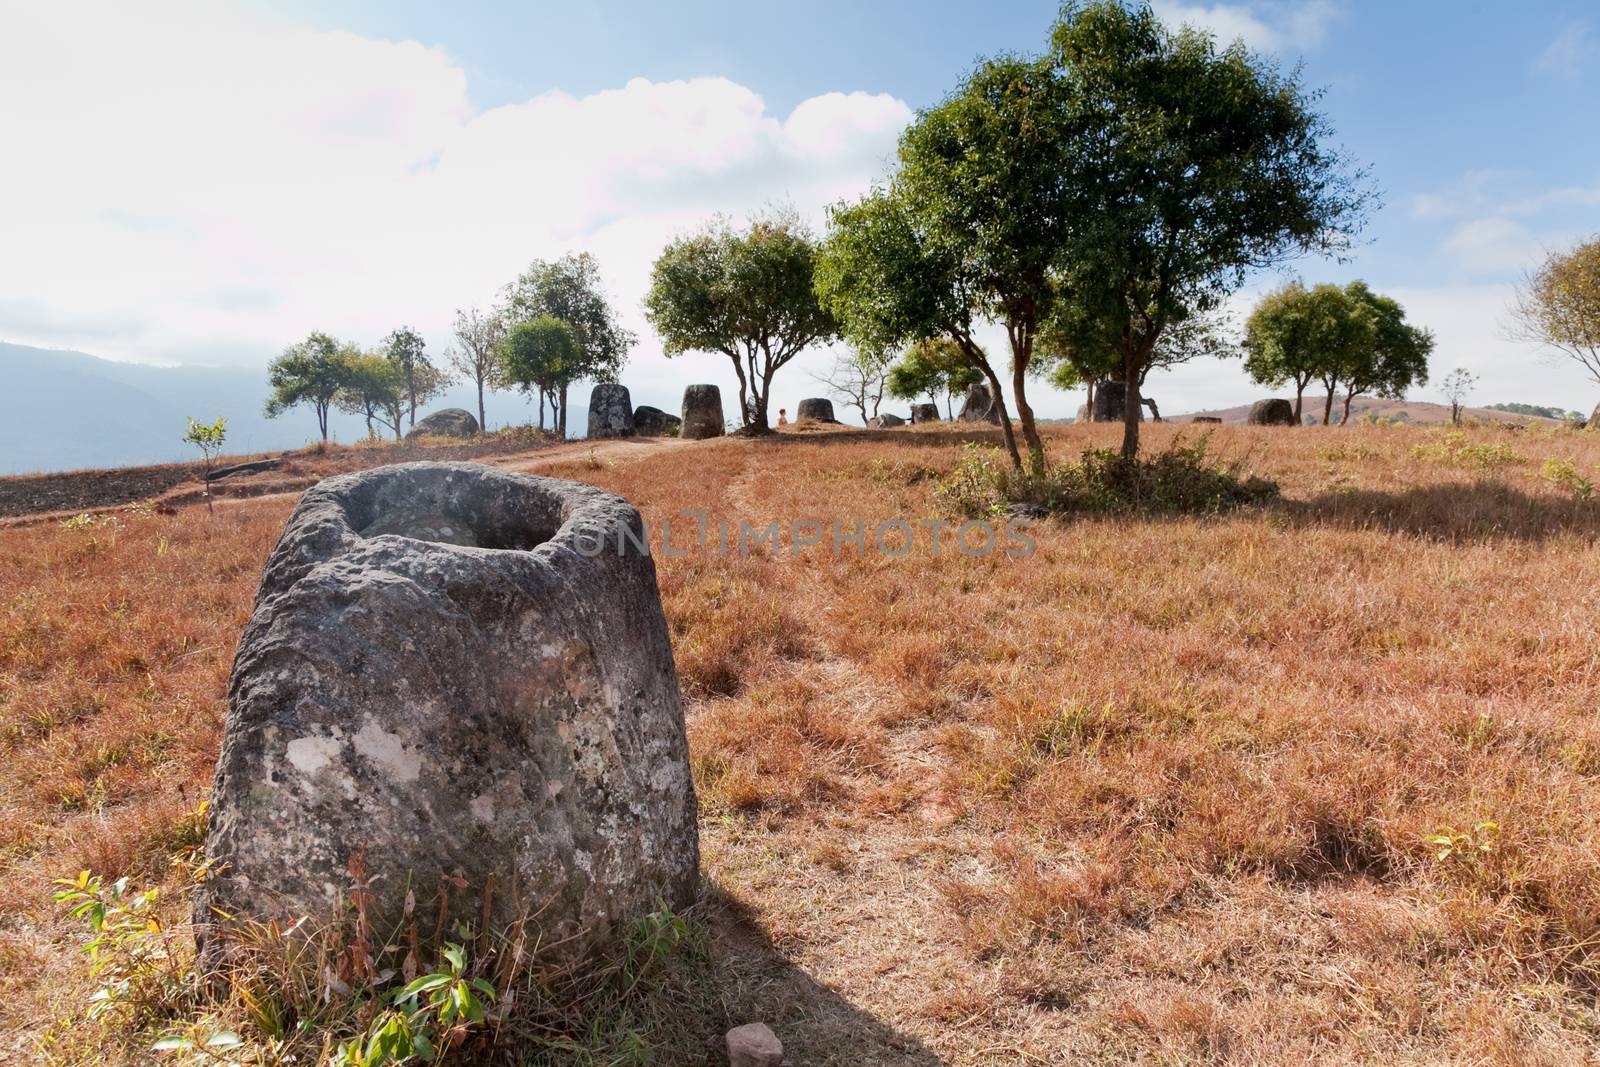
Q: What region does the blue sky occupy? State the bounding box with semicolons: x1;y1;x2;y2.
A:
3;0;1598;418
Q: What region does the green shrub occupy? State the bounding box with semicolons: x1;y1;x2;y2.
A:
1410;428;1521;470
937;435;1277;518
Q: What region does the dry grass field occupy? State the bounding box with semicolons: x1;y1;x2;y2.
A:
4;420;1600;1064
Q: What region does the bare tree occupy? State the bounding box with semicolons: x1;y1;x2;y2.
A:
447;306;506;433
1440;367;1476;425
813;348;891;424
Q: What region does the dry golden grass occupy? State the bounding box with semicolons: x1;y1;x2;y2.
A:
4;420;1600;1064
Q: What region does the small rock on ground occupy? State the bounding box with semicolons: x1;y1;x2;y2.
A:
726;1022;784;1067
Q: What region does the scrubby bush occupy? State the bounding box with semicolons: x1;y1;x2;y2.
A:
938;435;1277;518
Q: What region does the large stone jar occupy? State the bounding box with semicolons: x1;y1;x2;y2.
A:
198;462;697;965
681;384;725;440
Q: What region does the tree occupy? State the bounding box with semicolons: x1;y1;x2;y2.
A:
1330;282;1432;425
646;209;836;432
816;188;1024;469
886;337;982;419
335;353;407;440
1243;282;1361;422
382;327;448;429
447;306;506;433
893;54;1075;470
505;254;635;437
1441;368;1477;425
265;332;356;442
1509;236;1600;395
182;416;227;514
501;317;579;431
1050;1;1371;457
816;347;892;424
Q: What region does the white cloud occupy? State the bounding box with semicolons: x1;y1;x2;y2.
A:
1534;21;1596;82
1150;0;1338;53
0;0;912;418
1440;218;1545;276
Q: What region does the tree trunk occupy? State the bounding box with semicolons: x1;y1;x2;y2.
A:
975;362;1022;471
318;402;330;442
1010;353;1045;475
1341;392;1356;425
1120;351;1141;461
1086;378;1096;416
1293;381;1305;422
1322;388;1335;426
538;391;545;431
477;378;486;434
408;380;417;428
558;381;569;437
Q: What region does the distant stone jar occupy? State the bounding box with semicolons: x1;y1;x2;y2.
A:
1247;398;1297;426
633;405;681;437
198;462;698;968
796;397;837;422
866;412;904;428
406;408;479;439
587;383;635;438
681;384;725;440
910;403;939;424
957;384;1001;424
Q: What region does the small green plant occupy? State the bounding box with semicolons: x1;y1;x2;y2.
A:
1541;457;1594;501
60;511;97;531
331;942;496;1067
52;870;189;1026
183;416;228;514
1425;820;1499;862
1410;428;1521;471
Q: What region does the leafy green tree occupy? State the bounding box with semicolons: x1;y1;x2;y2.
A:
816;189;1023;468
335;353;407;440
265;332;357;442
646;209;836;432
447;305;506;433
886;337;982;419
182;416;227;513
500;316;579;431
1049;0;1371;457
893;54;1074;469
1509;235;1600;394
382;326;448;429
1331;282;1432;425
1243;282;1361;423
505;254;635;436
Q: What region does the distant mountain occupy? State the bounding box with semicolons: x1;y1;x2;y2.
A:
1177;395;1567;427
0;341;584;475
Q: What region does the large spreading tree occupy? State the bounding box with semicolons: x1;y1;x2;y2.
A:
505;253;634;436
646;209;836;432
1050;0;1371;457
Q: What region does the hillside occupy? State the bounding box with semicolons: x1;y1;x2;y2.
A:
5;421;1600;1064
0;342;588;476
1179;394;1571;426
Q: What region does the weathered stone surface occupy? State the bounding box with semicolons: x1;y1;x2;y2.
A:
1090;382;1144;423
1246;398;1297;426
681;384;725;440
726;1023;784;1067
633;406;681;437
406;408;479;440
1192;415;1223;424
866;412;905;428
587;384;635;439
198;462;697;967
1588;402;1600;429
957;383;1001;424
1075;403;1090;424
910;403;939;424
796;397;837;422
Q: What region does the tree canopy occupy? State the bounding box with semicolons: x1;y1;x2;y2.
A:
1048;0;1371;455
886;337;982;419
646;209;836;431
1510;235;1600;392
335;352;407;440
506;253;634;434
500;316;579;431
265;332;357;441
382;326;447;429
